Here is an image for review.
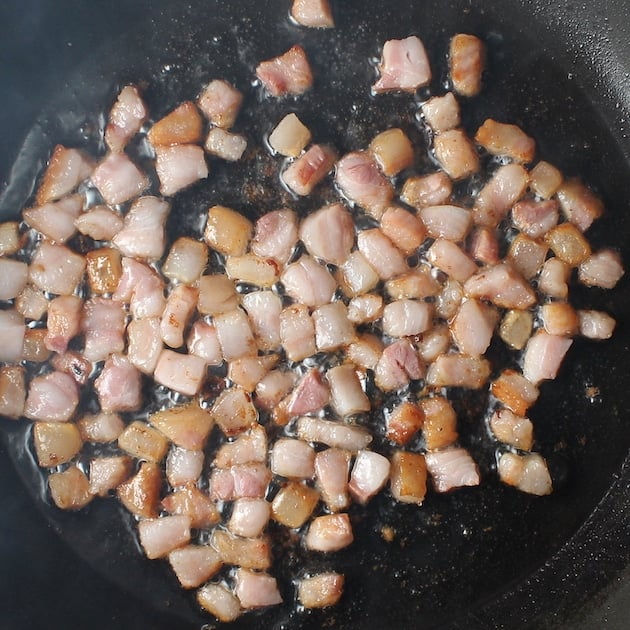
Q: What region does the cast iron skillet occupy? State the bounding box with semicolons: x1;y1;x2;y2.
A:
0;0;629;628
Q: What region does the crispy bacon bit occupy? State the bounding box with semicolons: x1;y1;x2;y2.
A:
117;461;161;518
373;36;431;93
541;302;579;337
449;34;485;97
256;45;313;97
544;223;591;267
85;247;122;294
271;481;319;527
386;401;424;445
499;310;534;351
161;485;220;529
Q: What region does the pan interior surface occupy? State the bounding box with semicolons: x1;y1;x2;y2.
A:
0;1;629;628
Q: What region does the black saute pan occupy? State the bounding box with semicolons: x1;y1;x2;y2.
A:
1;1;629;628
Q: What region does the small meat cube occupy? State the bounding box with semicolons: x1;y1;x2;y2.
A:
490;369;540;417
348;450;391;504
421;396;458;451
297;573;344;609
198;79;243;128
95;354;142;412
386;401;424;445
401;171;452;209
117;462;162;518
369;128;414;176
91;153;148;205
118;421;169;463
475;119;536;163
421;92;461;132
373;36;431;93
33;422;83;467
497;451;552;496
390;451;427;505
282;144;337;196
271;481;319;528
256;45;313;97
155;145;208;197
105;85;147;153
425;448;480;492
449;34;485;97
204;205;253;256
48;467;92;511
234;569;282;609
489;409;534;451
24;371;79;422
148;101;203;146
205;128;247;161
305;513;354;552
291;0;334;28
268;113;311;157
197;584;240;623
138;515;191;559
434;129;480;180
88;456;133;497
169;545;223;589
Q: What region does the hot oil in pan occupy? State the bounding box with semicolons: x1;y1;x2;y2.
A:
1;1;629;628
